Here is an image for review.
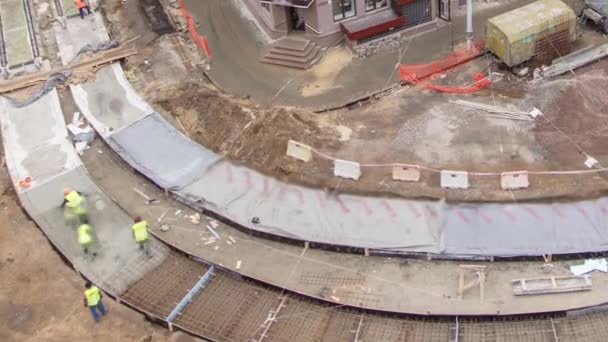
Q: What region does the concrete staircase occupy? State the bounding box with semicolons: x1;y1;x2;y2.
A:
260;37;322;70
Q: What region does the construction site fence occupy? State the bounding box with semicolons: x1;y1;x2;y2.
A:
176;0;211;59
307;144;608;177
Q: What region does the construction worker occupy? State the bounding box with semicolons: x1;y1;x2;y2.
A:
77;218;95;256
132;216;151;257
74;0;92;19
83;281;107;322
61;188;88;228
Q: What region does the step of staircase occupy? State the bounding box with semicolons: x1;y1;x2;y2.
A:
270;43;316;58
265;45;321;64
260;37;322;70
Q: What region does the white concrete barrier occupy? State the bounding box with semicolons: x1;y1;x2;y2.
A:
334;159;361;180
286;140;312;162
441;170;469;190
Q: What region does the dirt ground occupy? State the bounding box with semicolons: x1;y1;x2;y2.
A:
0;162;170;341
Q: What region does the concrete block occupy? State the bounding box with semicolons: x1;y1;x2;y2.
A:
501;171;529;190
334;159;361;180
440;170;469;190
392;164;421;182
286;140;312;162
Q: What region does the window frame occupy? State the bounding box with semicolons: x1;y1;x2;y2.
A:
365;0;388;12
332;0;357;22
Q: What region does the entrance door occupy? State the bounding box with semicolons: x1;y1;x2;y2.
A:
288;7;306;31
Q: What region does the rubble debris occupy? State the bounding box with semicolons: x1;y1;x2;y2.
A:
133;188;158;204
207;225;220;239
75;141;89;155
584;155;599;169
515;67;529;77
209;221;219;229
570;258;608;276
235;260;242;269
543;44;608;78
160;224;170;232
157;209;169;222
451;100;534;122
204;238;217;245
189;213;200;224
228;236;236;244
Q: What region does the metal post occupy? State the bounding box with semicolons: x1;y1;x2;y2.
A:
165;265;215;322
466;0;473;51
257;295;288;342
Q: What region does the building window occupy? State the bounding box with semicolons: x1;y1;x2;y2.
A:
366;0;388;12
333;0;356;21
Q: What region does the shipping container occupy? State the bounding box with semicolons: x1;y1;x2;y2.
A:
485;0;576;67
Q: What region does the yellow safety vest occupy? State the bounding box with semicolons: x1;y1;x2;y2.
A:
65;191;82;209
77;224;93;246
84;286;101;306
132;221;149;242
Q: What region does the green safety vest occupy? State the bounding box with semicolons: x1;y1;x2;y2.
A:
132;221;149;242
77;224;93;246
84;286;101;306
65;191;82;209
65;191;87;216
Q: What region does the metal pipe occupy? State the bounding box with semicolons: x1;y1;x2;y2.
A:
466;0;473;50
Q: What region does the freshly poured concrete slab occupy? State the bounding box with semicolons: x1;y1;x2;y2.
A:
20;166;168;295
0;0;33;66
0;88;168;296
54;16;154;133
0;91;81;189
71;64;153;134
108;113;221;190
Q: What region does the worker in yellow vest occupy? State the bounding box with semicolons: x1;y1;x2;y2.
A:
61;188;88;228
77;218;96;257
83;281;107;322
132;216;151;257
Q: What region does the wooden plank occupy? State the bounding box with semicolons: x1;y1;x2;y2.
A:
0;45;137;93
512;275;592;296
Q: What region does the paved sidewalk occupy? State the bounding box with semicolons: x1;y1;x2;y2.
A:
184;0;533;109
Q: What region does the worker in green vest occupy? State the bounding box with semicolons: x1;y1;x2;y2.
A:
61;188;88;228
77;218;96;257
132;216;151;257
83;281;107;322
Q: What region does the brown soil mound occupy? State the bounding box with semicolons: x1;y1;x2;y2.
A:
155;83;343;183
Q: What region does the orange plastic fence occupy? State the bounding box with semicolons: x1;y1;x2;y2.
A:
398;42;489;93
177;0;212;60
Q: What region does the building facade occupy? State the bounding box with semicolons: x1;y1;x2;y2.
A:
244;0;453;47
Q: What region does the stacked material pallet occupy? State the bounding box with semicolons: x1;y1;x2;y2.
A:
543;43;608;78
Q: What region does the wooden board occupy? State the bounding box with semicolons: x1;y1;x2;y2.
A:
512;275;592;296
0;45;137;94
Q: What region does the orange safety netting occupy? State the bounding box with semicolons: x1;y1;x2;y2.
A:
177;0;212;60
398;42;490;93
